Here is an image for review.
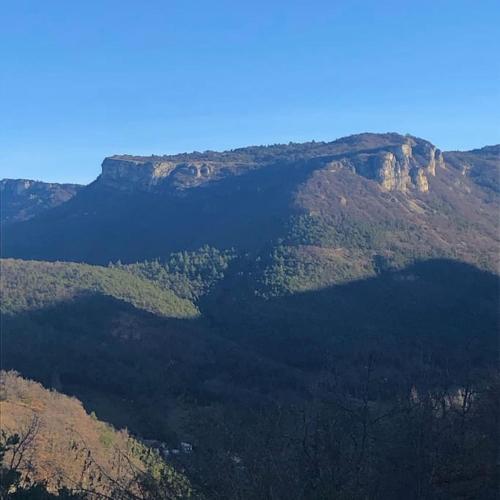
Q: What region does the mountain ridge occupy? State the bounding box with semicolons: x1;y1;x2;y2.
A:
2;133;498;283
99;133;444;193
2;133;497;201
3;133;497;189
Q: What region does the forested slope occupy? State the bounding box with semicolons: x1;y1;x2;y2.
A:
1;259;198;318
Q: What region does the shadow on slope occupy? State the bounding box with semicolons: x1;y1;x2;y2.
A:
2;159;316;264
2;259;497;439
203;258;499;387
1;292;303;440
2;259;498;499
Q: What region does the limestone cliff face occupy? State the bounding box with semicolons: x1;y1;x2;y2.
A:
100;157;236;192
99;134;445;194
100;158;177;190
345;139;444;193
412;168;429;193
374;151;412;192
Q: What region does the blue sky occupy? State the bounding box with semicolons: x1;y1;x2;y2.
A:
1;0;499;184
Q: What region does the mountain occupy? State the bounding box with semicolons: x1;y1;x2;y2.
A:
0;178;82;225
2;134;498;294
1;132;499;499
1;257;305;437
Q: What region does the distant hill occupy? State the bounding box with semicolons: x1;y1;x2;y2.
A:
0;178;82;224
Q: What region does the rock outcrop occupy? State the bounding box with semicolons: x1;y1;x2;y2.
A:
100;156;249;191
100;134;445;194
344;139;444;193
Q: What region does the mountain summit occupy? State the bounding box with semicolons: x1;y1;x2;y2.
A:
99;133;444;194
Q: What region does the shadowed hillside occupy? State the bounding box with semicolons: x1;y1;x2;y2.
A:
1;258;498;498
1;292;303;441
203;259;498;375
0;179;82;225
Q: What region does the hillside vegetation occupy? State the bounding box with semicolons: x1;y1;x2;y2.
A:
0;371;194;499
115;246;235;301
1;259;198;318
2;257;498;499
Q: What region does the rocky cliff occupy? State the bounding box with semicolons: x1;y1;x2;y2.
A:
100;134;445;194
328;138;445;193
100;156;239;191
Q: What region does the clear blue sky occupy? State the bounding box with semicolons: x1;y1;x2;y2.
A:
1;0;499;184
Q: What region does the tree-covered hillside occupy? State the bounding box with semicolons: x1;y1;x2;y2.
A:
115;246;236;301
1;259;198;318
1;256;498;499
